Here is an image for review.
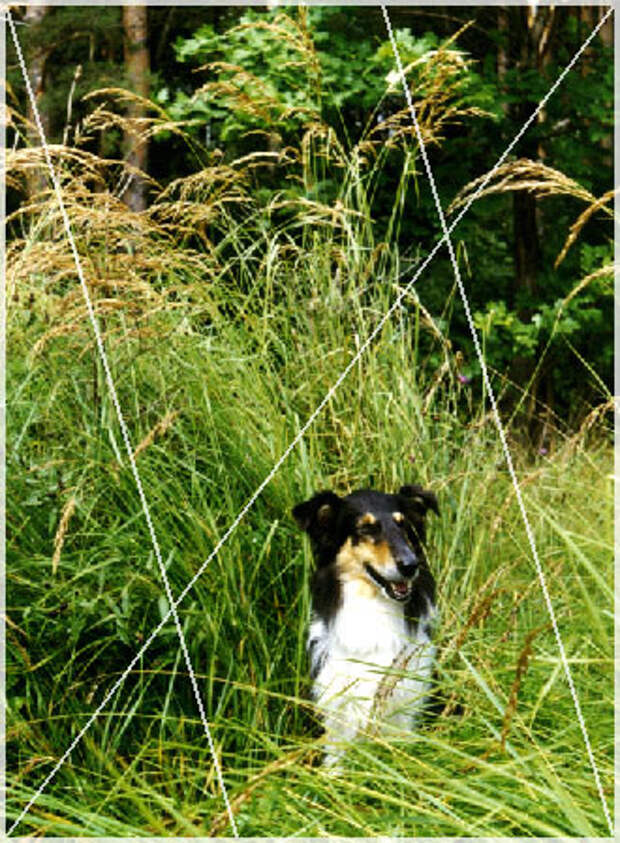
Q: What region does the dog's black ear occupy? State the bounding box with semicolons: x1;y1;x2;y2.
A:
398;484;439;517
292;491;343;535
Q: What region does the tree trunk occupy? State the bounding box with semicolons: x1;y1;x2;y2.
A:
496;8;510;118
122;5;150;212
24;4;50;197
594;7;613;169
598;5;613;47
508;7;556;438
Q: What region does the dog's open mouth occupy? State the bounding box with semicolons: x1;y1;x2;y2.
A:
391;581;410;599
364;563;413;601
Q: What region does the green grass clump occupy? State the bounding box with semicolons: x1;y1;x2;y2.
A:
6;112;613;836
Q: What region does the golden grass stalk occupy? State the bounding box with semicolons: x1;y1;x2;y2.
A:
500;623;549;750
7;137;221;350
52;496;76;575
558;263;614;312
447;158;598;216
555;188;616;268
267;196;363;230
195;67;317;129
5;143;158;196
397;284;450;349
368;644;425;732
422;358;451;414
31;324;83;360
561;397;615;460
230;10;322;83
133;410;179;461
489;466;545;542
450;588;502;654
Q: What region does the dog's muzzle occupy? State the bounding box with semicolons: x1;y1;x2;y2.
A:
363;562;418;602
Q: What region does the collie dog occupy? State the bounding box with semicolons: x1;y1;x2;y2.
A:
293;484;439;767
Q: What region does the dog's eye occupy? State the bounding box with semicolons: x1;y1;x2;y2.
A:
358;521;381;538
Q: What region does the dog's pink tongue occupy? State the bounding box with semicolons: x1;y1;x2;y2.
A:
394;582;408;596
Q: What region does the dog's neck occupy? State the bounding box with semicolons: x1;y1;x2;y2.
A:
329;579;408;656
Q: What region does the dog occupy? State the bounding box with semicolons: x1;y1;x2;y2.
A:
292;484;439;767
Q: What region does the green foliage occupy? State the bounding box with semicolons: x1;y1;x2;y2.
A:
473;241;613;378
167;8;494;151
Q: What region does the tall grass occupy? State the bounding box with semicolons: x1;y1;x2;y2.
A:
6;45;613;836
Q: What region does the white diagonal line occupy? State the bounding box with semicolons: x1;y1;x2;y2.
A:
7;10;238;837
381;4;613;836
8;6;613;835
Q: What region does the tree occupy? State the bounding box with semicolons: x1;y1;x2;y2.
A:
23;4;50;197
122;5;150;211
506;7;555;437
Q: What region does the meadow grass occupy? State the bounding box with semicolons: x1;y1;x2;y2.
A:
6;85;613;836
7;230;613;836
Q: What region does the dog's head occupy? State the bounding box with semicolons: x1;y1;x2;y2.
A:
292;484;439;603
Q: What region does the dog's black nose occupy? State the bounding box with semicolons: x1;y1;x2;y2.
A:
396;556;419;578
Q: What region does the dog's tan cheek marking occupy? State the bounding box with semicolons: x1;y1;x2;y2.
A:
335;539;380;600
364;540;394;572
335;538;396;597
339;536;393;574
334;538;360;579
357;512;377;526
392;511;404;523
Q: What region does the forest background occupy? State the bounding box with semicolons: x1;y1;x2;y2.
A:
5;4;615;838
7;4;614;426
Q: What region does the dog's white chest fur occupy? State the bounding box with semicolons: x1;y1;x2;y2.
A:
309;582;435;764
